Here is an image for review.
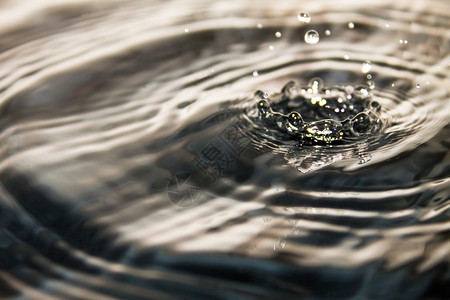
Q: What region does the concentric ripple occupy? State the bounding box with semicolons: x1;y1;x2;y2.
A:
0;0;449;299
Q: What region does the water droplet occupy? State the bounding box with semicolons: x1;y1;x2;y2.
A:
257;99;271;118
370;101;381;112
351;112;371;135
348;22;355;29
268;45;274;50
367;81;375;90
304;30;319;44
287;111;303;132
253;70;259;77
344;54;350;60
362;60;372;73
385;23;390;28
298;12;311;23
184;28;189;33
325;29;331;36
416;84;421;88
254;90;266;101
391;83;395;87
367;74;372;80
257;23;263;29
281;81;299;97
275;31;282;38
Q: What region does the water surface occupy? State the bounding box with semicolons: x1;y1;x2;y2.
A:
0;0;449;299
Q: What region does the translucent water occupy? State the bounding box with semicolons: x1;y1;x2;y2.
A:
304;30;320;44
298;12;311;23
0;0;449;299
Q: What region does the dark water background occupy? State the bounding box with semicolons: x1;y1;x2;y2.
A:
0;0;449;299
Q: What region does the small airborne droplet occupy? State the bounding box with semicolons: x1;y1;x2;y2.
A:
362;60;372;73
298;12;311;23
257;23;263;29
304;30;319;44
253;70;259;77
325;29;331;36
269;45;274;50
184;28;189;33
344;54;350;60
348;22;355;29
416;84;421;88
275;31;282;38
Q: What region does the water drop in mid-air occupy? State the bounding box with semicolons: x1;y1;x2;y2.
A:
253;70;259;77
362;60;372;73
348;22;355;29
298;12;311;23
275;31;282;38
304;30;320;44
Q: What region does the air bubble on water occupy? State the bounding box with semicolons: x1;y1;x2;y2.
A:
253;70;259;77
367;74;372;80
416;84;421;88
304;30;319;44
264;92;269;99
344;54;350;60
269;45;274;50
298;12;311;23
184;28;189;33
362;60;372;73
275;31;282;38
348;22;355;29
325;29;331;36
345;86;354;93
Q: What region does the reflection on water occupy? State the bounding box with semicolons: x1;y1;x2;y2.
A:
0;0;449;299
